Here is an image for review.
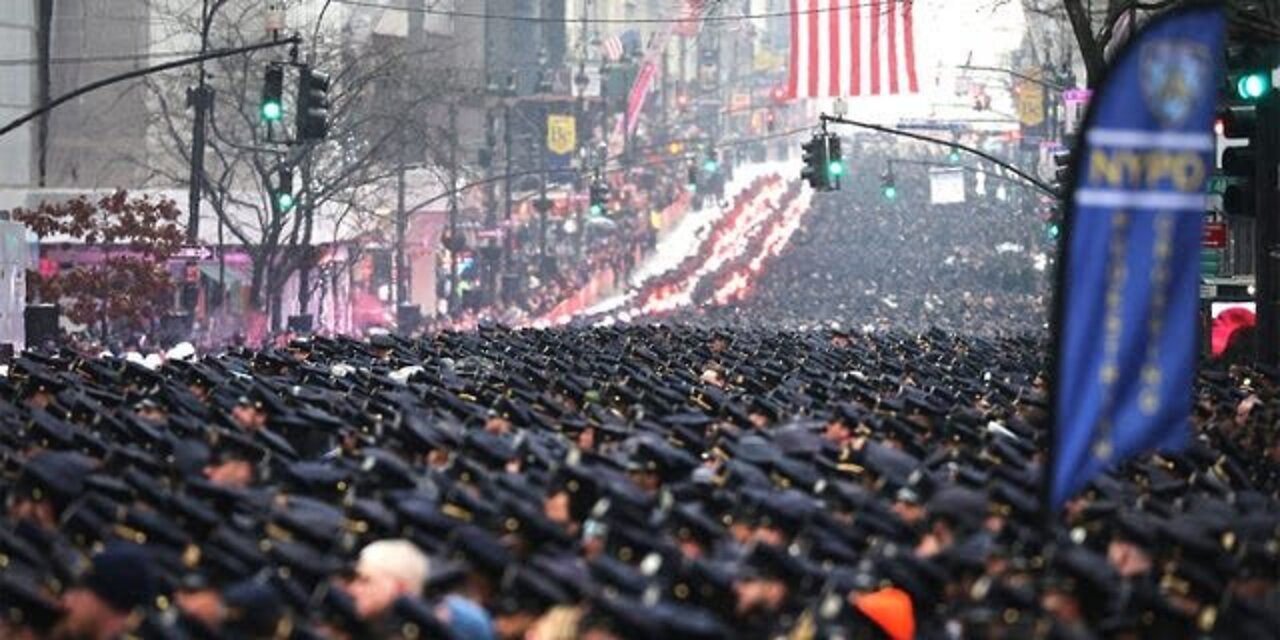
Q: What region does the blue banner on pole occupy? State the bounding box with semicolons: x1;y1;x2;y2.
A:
1049;4;1225;511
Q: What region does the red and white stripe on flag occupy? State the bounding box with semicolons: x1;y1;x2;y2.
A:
602;36;625;62
674;0;707;37
787;0;920;99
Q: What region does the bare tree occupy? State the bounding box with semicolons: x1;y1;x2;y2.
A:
1020;0;1280;87
132;1;468;329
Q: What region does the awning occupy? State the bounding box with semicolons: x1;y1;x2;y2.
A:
199;264;247;288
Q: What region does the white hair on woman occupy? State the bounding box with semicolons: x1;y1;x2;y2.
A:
355;539;429;594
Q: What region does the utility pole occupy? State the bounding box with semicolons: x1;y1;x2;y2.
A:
394;0;425;312
1255;89;1280;365
187;0;216;244
184;0;218;317
483;107;498;307
502;78;515;303
448;102;460;315
396;164;408;306
297;149;314;320
536;137;550;276
661;47;670;146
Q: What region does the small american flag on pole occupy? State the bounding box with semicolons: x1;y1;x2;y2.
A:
601;35;626;62
787;0;921;99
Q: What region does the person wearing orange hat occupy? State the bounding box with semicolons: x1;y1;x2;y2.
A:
850;587;915;640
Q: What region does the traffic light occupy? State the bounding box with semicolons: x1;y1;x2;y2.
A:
296;66;331;141
703;150;719;174
1234;70;1271;101
880;167;897;201
827;135;844;182
686;162;698;192
947;147;961;164
261;63;284;122
1219;105;1258;217
801;133;831;191
589;179;610;216
275;167;295;212
1046;209;1062;241
1051;148;1073;196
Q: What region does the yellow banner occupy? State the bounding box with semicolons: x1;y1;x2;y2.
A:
547;114;576;155
754;48;786;72
1016;68;1046;128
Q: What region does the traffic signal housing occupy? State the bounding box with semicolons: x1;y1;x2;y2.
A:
275;167;295;212
1218;104;1258;217
703;150;719;174
589;179;610;216
1234;70;1271;101
1046;208;1062;241
1051;148;1073;196
827;135;844;184
801;133;831;191
261;63;284;122
880;167;897;201
296;66;331;141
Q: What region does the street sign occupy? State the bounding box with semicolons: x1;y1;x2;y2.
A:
1062;88;1093;104
175;246;214;261
929;168;966;205
1202;222;1227;249
1062;89;1093;136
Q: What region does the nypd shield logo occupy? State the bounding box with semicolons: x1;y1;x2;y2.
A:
1140;40;1212;128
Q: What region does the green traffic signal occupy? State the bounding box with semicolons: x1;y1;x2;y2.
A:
828;160;845;177
276;192;295;211
948;149;961;164
703;159;719;173
590;203;604;216
262;100;283;122
261;64;284;123
883;185;897;200
1236;72;1270;100
1047;222;1061;240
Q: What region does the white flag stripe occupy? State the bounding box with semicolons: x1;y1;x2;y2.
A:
788;0;919;99
1076;189;1208;211
1086;128;1215;152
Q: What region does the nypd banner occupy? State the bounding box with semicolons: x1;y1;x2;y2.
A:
1049;4;1224;510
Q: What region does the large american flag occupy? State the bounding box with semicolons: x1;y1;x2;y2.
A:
787;0;920;99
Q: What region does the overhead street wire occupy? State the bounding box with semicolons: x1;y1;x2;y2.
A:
333;0;893;24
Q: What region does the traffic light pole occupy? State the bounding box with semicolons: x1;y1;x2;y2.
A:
0;38;300;141
448;102;460;316
187;0;220;248
1255;90;1280;365
396;164;408;307
503;102;515;302
818;114;1057;197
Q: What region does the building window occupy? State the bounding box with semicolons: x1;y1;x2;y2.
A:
425;0;455;36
